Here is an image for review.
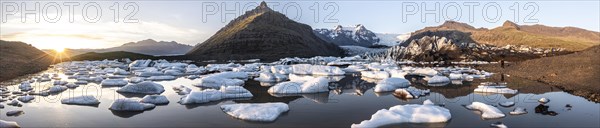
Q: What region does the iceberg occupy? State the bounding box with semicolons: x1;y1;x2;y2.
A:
53;80;68;85
172;85;192;95
6;110;24;116
427;75;450;84
268;77;329;94
128;77;145;83
140;95;169;105
509;107;527;115
254;72;288;82
412;68;438;76
373;78;410;92
146;75;176;81
474;86;518;94
109;98;155;111
61;95;100;105
116;81;165;94
0;120;20;128
499;101;515;107
101;79;128;86
292;64;345;75
448;73;463;80
48;85;68;93
351;100;451;128
17;95;35;102
393;87;430;99
465;102;505;119
220;86;253;99
19;82;33;91
193;72;248;88
220;103;289;122
360;71;390;79
179;89;223;105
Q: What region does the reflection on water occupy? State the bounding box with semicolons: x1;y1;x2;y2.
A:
0;71;599;127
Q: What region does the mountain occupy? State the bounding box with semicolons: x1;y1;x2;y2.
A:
314;24;408;47
0;40;53;81
70;51;156;61
416;20;600;51
367;30;571;62
185;1;344;61
43;39;192;57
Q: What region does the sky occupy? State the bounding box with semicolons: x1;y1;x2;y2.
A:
1;0;599;50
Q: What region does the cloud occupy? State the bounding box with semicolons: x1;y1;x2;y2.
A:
0;15;203;49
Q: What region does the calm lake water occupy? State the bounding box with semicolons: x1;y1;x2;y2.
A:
1;68;599;128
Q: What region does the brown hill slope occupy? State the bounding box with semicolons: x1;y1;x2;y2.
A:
186;2;344;61
0;40;54;81
415;20;600;51
482;45;600;102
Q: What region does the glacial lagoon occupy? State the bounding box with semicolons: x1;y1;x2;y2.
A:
0;60;598;128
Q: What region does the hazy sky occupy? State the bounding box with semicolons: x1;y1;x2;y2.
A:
1;0;598;50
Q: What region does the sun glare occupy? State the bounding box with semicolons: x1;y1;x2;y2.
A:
55;48;65;53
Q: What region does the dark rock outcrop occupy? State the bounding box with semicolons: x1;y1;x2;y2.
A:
186;1;344;61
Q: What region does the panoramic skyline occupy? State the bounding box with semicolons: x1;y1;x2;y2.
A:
1;1;599;50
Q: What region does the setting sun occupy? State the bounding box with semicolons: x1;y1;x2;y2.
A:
54;48;65;53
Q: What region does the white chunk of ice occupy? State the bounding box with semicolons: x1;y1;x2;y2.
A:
465;102;506;119
116;81;165;94
351;99;451;128
373;78;410;92
61;95;100;105
220;102;289;122
109;98;155;111
140;95;169;105
101;79;128;86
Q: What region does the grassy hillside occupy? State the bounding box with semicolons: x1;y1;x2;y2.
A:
0;40;53;81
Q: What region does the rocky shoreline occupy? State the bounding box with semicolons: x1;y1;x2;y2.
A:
479;46;600;102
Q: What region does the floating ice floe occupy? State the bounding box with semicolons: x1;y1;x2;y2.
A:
220;102;289;122
193;72;248;88
499;101;515;107
6;110;24;116
412;68;439;76
116;81;165;94
292;64;345;75
449;73;463;80
373;78;410;92
65;82;78;88
491;122;508;128
140;95;169;105
465;102;505;119
17;95;34;102
172;85;192;95
113;68;130;75
351;100;451;128
179;86;253;105
538;98;550;104
270;65;292;75
109;98;155;111
343;65;367;73
61;95;100;105
427;75;450;85
48;85;68;93
393;87;430;99
360;71;390;79
510;107;527;115
53;80;68;85
474;85;518;94
0;120;20;128
146;75;176;81
254;72;288;82
268;77;329;94
0;104;4;108
7;100;22;106
128;77;145;83
19;82;33;91
101;79;128;86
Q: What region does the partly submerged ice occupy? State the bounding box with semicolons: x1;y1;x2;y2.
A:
116;81;165;94
292;64;345;75
351;100;451;128
101;79;128;86
220;102;289;122
109;98;155;111
140;95;169;105
465;102;506;119
0;120;20;128
179;86;253;105
267;77;329;94
474;86;518;94
373;77;410;92
193;72;248;88
61;95;100;105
